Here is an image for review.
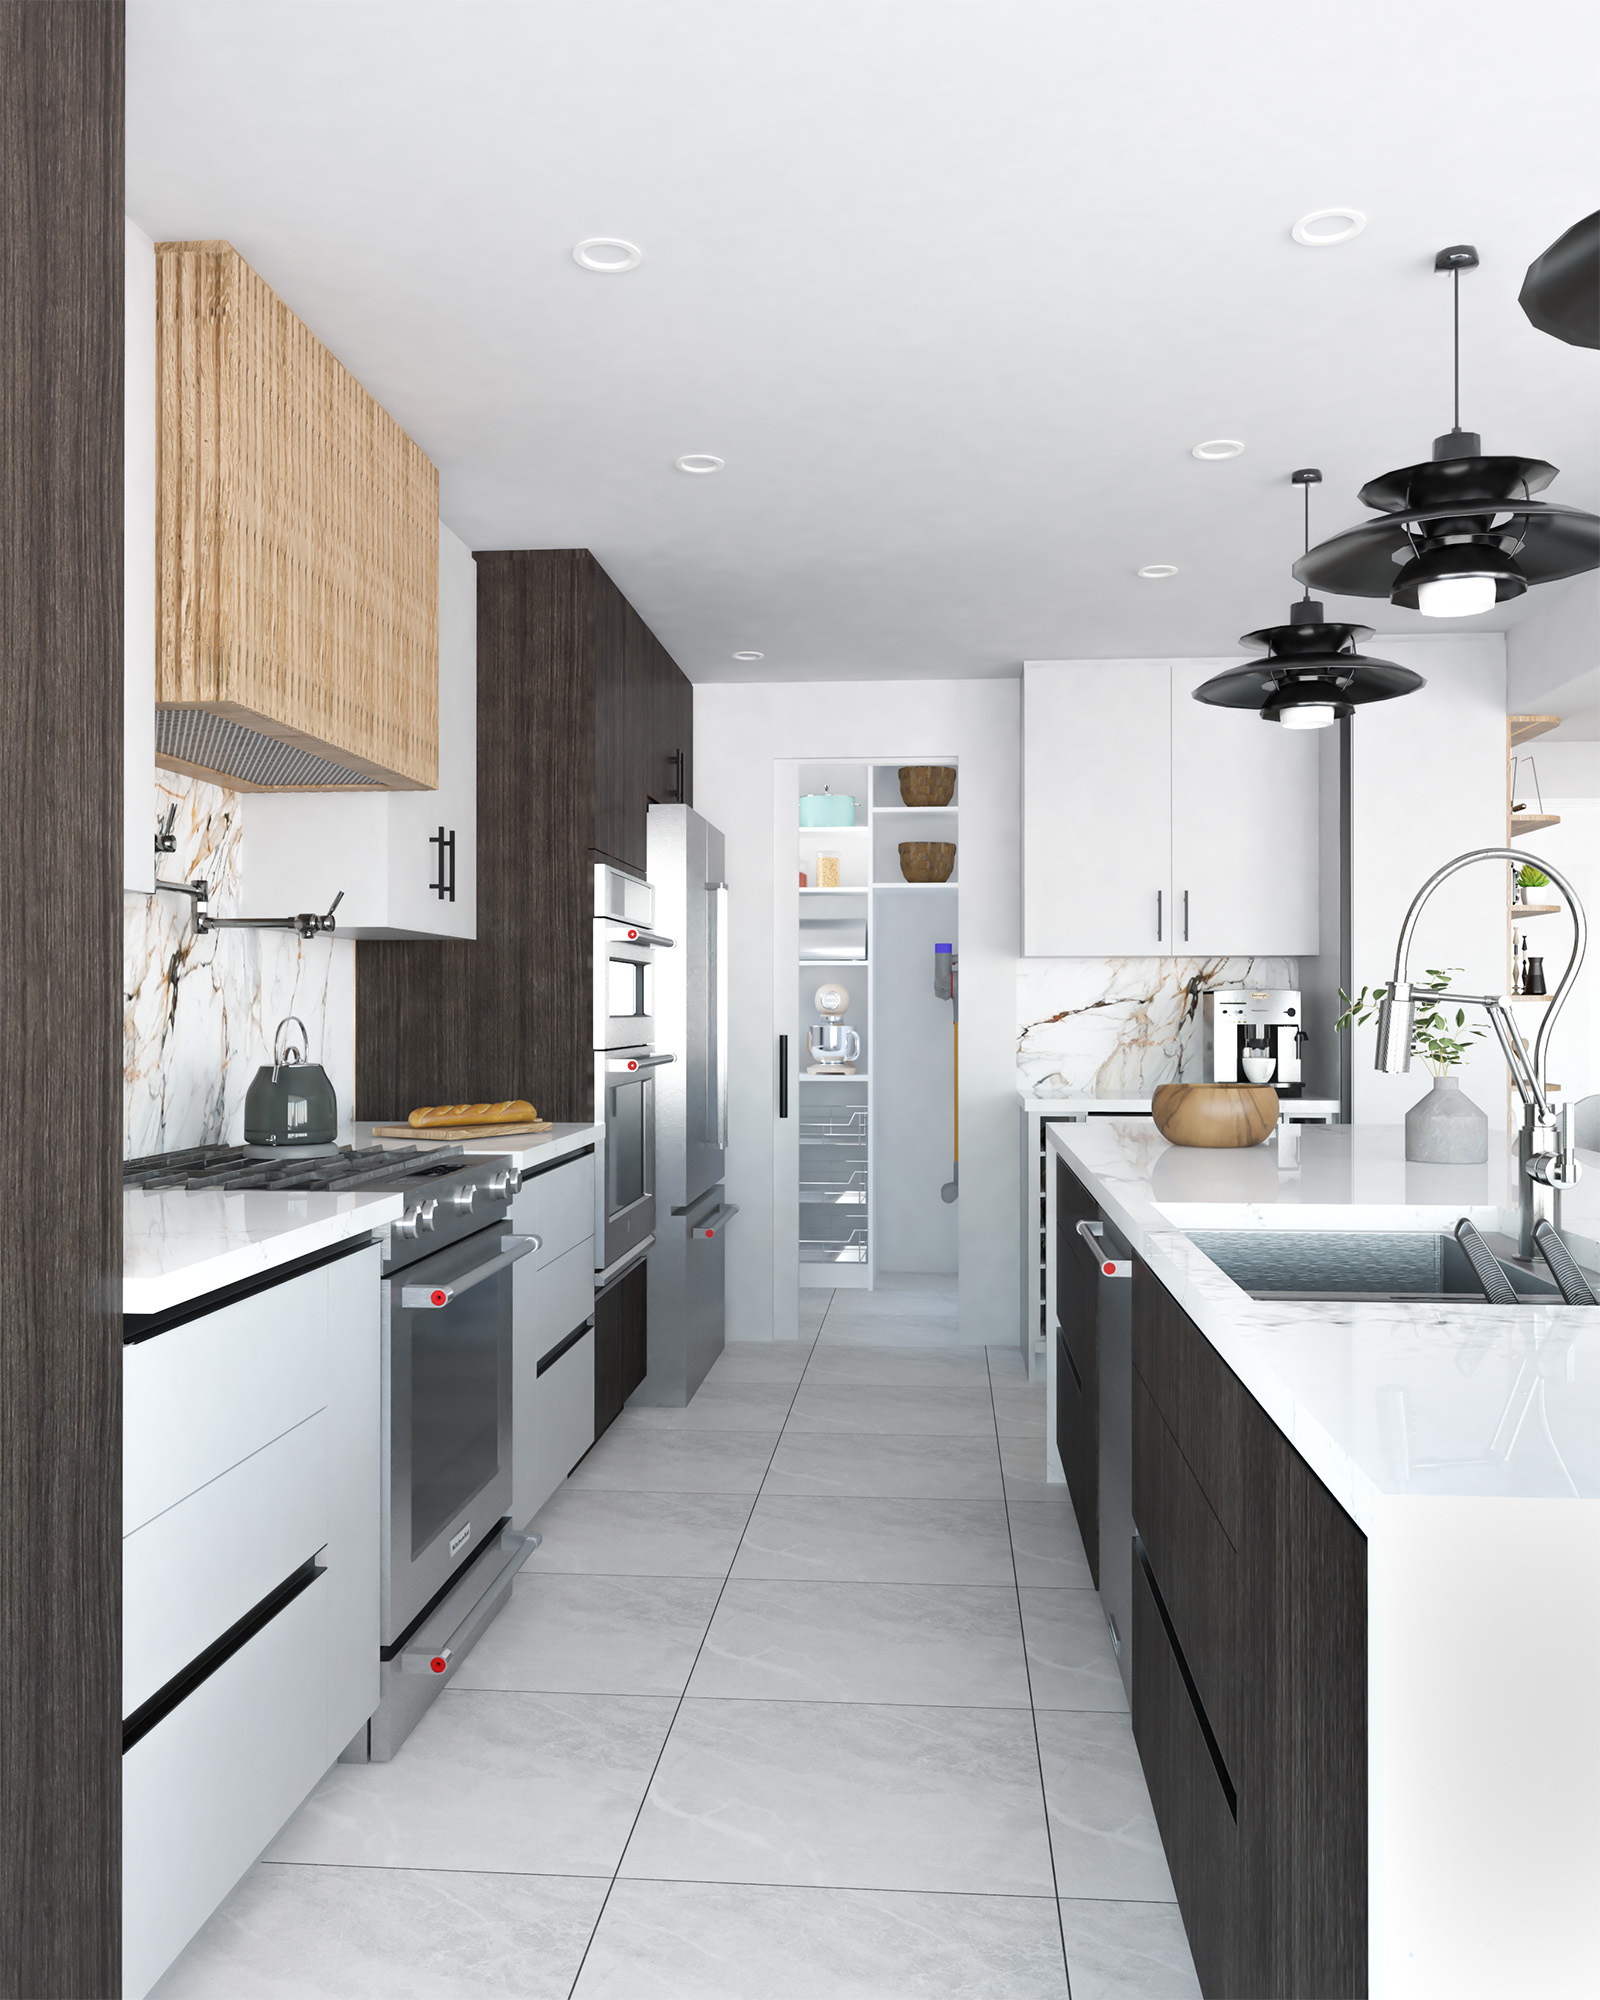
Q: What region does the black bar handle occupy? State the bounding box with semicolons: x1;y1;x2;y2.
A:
779;1034;788;1118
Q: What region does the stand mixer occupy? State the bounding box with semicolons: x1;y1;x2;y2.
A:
807;981;861;1074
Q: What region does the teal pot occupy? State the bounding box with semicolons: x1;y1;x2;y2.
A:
1404;1074;1488;1165
244;1015;338;1149
799;789;856;828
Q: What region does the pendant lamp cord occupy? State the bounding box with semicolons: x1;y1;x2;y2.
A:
1453;267;1461;431
1301;479;1312;599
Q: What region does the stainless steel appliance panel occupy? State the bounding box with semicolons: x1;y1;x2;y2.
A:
646;805;727;1208
595;1048;665;1270
639;1184;732;1406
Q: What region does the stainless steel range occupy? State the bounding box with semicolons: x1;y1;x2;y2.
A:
124;1143;543;1759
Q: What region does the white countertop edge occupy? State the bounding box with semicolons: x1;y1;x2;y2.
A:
124;1191;402;1316
1049;1120;1600;1529
1020;1087;1342;1115
353;1120;600;1172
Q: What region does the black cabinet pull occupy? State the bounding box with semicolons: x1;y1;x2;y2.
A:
672;746;686;804
778;1035;788;1119
429;826;456;902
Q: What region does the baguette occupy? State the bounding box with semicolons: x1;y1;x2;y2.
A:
408;1100;537;1128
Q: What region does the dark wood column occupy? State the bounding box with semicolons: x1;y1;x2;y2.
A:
0;4;125;1993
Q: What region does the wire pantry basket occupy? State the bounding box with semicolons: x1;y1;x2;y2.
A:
799;1107;869;1144
800;1165;868;1205
800;1225;869;1264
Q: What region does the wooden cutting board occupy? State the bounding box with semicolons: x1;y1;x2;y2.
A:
370;1120;553;1141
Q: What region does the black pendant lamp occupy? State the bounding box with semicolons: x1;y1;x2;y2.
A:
1294;246;1600;619
1193;470;1425;731
1519;211;1599;350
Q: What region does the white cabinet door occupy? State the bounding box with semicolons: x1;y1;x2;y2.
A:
240;522;476;939
1023;661;1173;955
1169;663;1320;956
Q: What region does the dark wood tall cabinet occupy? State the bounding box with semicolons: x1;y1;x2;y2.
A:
1054;1160;1102;1585
355;550;693;1123
1131;1261;1367;1999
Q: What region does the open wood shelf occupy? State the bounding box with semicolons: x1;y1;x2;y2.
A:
1510;904;1562;917
1508;814;1561;836
1509;714;1562;748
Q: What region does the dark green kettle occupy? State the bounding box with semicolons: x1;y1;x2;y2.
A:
244;1016;338;1148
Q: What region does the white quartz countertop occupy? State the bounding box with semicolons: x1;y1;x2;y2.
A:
353;1120;599;1172
125;1187;403;1317
1019;1086;1341;1118
1049;1119;1600;1527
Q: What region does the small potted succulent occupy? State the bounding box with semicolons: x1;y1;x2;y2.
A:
1513;861;1549;907
1337;969;1488;1163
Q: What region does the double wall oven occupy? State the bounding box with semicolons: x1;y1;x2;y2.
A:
594;864;675;1280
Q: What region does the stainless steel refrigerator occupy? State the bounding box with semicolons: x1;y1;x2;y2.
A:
634;804;735;1405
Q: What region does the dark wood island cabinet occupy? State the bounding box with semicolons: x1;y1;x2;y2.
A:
1054;1158;1103;1585
1131;1259;1368;1999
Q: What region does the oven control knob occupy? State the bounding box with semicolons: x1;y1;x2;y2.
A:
447;1182;480;1214
395;1196;440;1240
416;1198;439;1233
486;1169;522;1201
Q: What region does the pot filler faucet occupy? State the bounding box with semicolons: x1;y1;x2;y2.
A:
1376;847;1586;1257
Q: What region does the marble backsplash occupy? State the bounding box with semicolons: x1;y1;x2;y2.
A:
124;774;355;1157
1017;956;1298;1098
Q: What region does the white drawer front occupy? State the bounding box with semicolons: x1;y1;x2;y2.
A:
123;1575;329;2000
125;1263;331;1533
124;1412;328;1716
536;1236;596;1350
514;1154;594;1268
524;1328;595;1524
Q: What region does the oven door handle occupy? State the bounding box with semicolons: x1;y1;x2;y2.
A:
399;1527;542;1676
400;1233;539;1309
603;922;675;949
606;1052;676;1074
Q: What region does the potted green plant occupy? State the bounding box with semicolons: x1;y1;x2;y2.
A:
1337;969;1489;1163
1514;861;1549;907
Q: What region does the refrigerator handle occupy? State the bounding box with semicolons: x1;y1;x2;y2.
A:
778;1034;788;1119
710;882;730;1148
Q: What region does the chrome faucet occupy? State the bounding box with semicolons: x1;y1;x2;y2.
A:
1376;847;1586;1257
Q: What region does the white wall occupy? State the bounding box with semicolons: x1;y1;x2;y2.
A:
874;885;959;1272
696;680;1020;1345
1349;633;1509;1127
1506;575;1600;741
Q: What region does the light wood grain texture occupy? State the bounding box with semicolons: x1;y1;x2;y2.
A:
155;240;438;790
1151;1083;1279;1149
1508;714;1561;748
369;1120;552;1140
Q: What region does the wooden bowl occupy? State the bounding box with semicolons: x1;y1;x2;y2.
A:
899;841;956;883
1151;1082;1279;1149
898;765;957;808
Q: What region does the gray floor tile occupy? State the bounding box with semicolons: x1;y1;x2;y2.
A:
704;1342;814;1383
151;1863;607;1999
624;1381;798;1431
993;1383;1048;1439
763;1430;1003;1500
451;1575;722;1696
1035;1712;1177;1901
986;1345;1030;1383
1007;1492;1094;1590
568;1423;778;1494
802;1342;989;1385
1001;1435;1057;1486
688;1580;1031;1708
1021;1589;1128;1711
785;1381;995;1436
621;1698;1056;1894
265;1690;675;1876
1059;1899;1202;1999
522;1489;753;1577
732;1495;1015;1585
573;1879;1069;1998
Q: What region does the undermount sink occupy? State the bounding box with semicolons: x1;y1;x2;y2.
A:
1187;1229;1564;1304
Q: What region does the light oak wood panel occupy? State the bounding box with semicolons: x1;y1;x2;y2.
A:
156;240;438;790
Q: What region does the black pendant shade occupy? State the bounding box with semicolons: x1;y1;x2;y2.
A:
1519;210;1600;351
1194;599;1424;726
1296;245;1600;614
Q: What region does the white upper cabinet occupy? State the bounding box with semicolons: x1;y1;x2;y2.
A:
1023;661;1173;955
241;524;478;939
1168;662;1319;957
1022;660;1319;957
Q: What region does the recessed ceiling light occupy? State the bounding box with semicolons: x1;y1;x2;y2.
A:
1137;564;1179;579
1291;208;1367;248
573;237;641;272
732;650;764;661
1192;439;1245;462
675;454;724;475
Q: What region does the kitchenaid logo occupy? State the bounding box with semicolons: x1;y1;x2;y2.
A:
449;1523;471;1557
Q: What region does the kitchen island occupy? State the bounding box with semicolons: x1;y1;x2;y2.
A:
1047;1118;1600;2000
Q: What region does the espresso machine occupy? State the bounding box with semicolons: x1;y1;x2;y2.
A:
1200;988;1305;1097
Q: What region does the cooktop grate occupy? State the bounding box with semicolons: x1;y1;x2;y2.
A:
123;1143;467;1194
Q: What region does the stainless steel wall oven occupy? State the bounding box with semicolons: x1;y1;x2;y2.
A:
594;865;674;1278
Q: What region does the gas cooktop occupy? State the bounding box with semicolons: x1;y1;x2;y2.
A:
123;1143;470;1194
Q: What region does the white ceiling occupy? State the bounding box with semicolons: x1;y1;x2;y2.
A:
128;1;1600;685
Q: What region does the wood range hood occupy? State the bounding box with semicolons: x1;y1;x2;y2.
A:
155;239;439;791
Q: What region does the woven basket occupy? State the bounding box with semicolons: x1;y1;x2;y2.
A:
898;766;956;808
898;841;956;883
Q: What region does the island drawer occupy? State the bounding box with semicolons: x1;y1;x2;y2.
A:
1132;1258;1245;1542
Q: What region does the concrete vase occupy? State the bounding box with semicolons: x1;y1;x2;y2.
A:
1404;1074;1488;1165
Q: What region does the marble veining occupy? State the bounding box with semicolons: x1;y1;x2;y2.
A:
125;774;355;1158
1050;1119;1600;1525
1016;955;1296;1097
